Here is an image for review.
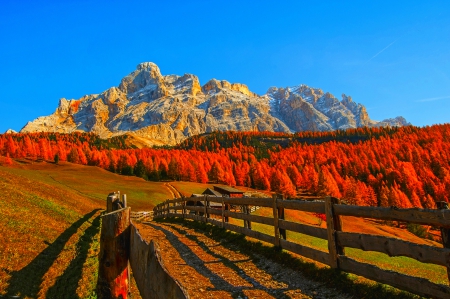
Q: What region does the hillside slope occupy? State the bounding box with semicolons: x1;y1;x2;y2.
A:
0;160;173;298
0;161;103;298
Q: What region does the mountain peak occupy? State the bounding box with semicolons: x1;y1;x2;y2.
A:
136;62;160;72
20;62;408;147
119;62;164;95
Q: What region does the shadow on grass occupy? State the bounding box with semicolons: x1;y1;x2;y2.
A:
46;214;101;298
154;218;419;299
5;209;101;298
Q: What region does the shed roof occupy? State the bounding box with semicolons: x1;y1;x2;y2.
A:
214;185;244;193
202;188;223;197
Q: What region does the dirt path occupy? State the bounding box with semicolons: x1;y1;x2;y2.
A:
134;221;352;299
164;183;183;199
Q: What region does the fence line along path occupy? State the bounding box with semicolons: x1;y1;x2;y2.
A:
154;194;450;299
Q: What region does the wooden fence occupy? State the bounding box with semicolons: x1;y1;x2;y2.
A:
97;192;188;299
153;195;450;299
131;211;154;222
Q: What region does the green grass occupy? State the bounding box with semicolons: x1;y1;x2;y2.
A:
247;207;448;286
7;161;172;210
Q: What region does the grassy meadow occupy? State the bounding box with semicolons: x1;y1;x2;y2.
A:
0;159;171;298
1;157;447;298
247;207;448;286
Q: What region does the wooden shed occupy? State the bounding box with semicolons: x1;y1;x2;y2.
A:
213;186;244;198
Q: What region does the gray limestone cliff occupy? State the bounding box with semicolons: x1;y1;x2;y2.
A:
21;62;409;146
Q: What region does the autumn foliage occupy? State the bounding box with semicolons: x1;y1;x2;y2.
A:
2;124;450;208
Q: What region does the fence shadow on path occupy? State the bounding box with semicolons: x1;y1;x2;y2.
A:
146;222;292;299
156;218;419;299
5;209;101;298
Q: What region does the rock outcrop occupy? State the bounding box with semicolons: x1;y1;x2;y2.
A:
21;62;409;146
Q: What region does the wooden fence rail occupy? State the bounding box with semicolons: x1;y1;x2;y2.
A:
153;195;450;299
98;192;188;299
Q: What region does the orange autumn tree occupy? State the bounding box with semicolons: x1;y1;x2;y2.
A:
1;124;450;208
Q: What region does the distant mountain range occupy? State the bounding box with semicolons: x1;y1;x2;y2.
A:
20;62;409;146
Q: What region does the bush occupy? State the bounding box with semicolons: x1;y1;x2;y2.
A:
407;223;428;238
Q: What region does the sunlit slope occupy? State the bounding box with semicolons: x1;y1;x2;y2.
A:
0;162;103;298
0;160;172;298
7;160;173;210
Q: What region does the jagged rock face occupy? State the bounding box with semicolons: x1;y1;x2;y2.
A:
21;62;408;147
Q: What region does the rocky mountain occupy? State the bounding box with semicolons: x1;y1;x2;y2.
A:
21;62;409;146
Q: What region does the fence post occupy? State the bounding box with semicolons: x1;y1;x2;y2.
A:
97;206;130;299
243;205;247;228
325;196;344;269
272;194;280;247
225;202;229;223
437;201;450;282
278;194;286;240
221;198;225;227
122;194;127;208
246;204;252;230
203;195;207;222
195;199;199;216
107;193;116;212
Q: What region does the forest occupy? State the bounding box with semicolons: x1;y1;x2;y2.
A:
1;124;449;209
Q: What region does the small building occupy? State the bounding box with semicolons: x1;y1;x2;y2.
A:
202;188;222;197
186;188;223;210
213;186;244;198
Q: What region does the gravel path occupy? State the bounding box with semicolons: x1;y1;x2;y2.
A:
134;221;353;299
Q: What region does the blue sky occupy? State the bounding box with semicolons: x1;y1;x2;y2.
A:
0;0;449;133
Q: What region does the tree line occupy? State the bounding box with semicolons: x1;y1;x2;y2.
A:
1;125;449;208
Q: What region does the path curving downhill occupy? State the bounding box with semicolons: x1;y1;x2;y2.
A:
164;183;183;199
134;220;352;299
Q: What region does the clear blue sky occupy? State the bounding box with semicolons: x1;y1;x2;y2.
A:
1;0;449;133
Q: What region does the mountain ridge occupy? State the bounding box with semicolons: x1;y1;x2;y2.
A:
21;62;409;146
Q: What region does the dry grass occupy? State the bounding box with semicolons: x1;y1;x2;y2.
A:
0;162;103;298
0;160;174;298
10;160;173;210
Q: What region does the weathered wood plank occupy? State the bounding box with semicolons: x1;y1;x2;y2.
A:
278;220;328;240
339;255;450;299
223;222;276;244
331;197;344;256
334;204;450;227
244;205;252;229
222;210;273;226
166;198;185;204
206;208;222;216
185;206;204;213
97;207;130;299
337;231;450;267
437;201;450;283
221;198;225;228
325;197;339;268
129;224;189;299
278;200;325;213
204;195;208;219
273;195;280;247
222;197;273;207
279;239;330;266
